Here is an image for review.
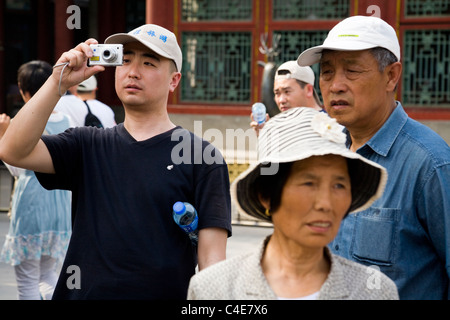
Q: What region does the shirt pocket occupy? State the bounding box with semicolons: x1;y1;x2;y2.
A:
351;208;400;267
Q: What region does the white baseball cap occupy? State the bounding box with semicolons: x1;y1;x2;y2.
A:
78;76;97;92
275;61;321;105
275;61;315;84
105;24;182;72
297;15;400;66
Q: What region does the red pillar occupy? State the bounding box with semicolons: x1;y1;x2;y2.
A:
146;0;174;30
37;0;53;63
54;0;74;58
97;0;126;42
96;0;126;107
146;0;177;104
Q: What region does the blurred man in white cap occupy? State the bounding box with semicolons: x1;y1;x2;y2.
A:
273;61;322;113
298;15;450;299
53;85;87;127
76;75;116;128
251;60;322;136
0;24;232;299
54;76;116;128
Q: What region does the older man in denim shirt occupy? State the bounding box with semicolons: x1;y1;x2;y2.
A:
298;15;450;299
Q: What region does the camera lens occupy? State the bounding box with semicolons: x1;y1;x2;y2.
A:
102;48;117;62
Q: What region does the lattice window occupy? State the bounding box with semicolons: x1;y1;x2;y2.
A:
181;32;252;103
405;0;450;17
274;30;328;63
181;0;253;21
402;29;450;107
273;0;349;20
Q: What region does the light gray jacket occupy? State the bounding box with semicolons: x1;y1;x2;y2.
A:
187;238;399;300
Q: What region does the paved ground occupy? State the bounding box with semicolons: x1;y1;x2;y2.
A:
0;212;272;300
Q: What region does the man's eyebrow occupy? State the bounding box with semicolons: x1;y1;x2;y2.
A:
143;52;160;61
320;57;364;67
274;86;293;92
319;59;331;67
123;50;160;61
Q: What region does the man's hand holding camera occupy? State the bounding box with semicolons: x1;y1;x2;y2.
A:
52;39;106;96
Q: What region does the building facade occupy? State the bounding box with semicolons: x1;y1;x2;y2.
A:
1;0;449;118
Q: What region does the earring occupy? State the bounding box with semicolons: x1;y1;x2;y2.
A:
265;208;270;217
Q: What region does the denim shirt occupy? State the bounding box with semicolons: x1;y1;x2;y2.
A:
330;102;450;300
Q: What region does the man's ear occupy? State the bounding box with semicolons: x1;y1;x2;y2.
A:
306;84;315;99
386;61;402;93
169;72;182;93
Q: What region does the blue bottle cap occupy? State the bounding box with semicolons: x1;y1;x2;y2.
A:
173;201;186;215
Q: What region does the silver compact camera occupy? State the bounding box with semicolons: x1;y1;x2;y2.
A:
88;44;123;67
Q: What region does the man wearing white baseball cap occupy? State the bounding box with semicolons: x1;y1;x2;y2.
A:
76;76;117;128
251;60;322;136
298;15;450;299
273;60;322;112
0;24;232;299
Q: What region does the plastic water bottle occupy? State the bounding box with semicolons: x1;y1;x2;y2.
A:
173;201;198;247
252;102;267;124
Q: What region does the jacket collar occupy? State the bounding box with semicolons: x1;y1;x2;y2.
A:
346;102;408;157
318;249;350;299
242;236;350;299
241;237;278;299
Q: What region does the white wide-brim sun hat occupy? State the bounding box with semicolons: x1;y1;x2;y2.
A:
231;107;388;223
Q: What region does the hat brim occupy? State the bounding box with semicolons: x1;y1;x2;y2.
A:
105;33;179;69
297;41;379;66
231;151;387;223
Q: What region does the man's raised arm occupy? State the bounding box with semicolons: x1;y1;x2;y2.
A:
0;39;104;174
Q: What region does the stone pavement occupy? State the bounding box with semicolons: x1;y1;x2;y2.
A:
0;212;272;300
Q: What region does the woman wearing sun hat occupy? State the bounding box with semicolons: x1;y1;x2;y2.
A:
187;107;398;300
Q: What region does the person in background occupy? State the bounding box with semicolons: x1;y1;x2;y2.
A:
76;75;116;128
189;107;398;300
53;85;87;127
0;60;72;300
0;24;231;300
250;61;322;136
297;15;450;300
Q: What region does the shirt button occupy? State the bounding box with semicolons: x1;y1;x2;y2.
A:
334;245;339;251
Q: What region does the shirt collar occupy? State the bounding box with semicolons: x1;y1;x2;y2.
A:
346;102;408;157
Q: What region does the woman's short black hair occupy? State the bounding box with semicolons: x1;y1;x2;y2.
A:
17;60;52;97
253;162;293;214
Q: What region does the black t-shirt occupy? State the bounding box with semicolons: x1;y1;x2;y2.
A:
36;124;232;299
